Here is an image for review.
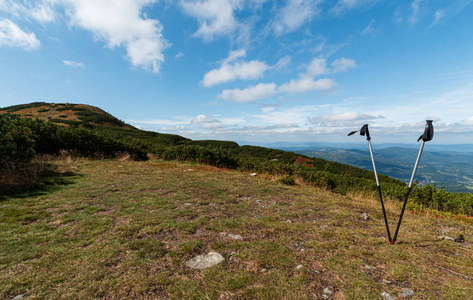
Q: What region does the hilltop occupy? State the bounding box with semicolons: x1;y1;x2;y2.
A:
0;102;134;129
1;158;472;299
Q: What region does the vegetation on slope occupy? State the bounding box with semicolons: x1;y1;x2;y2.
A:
1;159;472;299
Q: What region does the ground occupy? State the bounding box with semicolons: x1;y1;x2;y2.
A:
1;159;472;299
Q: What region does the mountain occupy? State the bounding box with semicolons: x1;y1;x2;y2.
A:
296;147;473;193
0;102;192;146
0;102;135;129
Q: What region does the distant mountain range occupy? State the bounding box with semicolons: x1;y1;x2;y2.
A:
292;146;473;194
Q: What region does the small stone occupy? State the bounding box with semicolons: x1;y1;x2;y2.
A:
362;212;369;220
381;291;395;300
322;287;334;299
364;264;376;270
399;288;415;298
286;220;292;223
260;268;267;273
296;265;303;270
12;295;25;300
444;236;455;241
295;243;302;249
381;279;392;284
256;199;263;204
454;235;465;243
250;173;257;176
229;234;243;240
184;203;191;206
185;252;224;269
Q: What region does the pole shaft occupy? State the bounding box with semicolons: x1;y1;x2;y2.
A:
378;185;392;242
393;140;425;243
408;141;425;188
368;140;380;186
368;140;392;242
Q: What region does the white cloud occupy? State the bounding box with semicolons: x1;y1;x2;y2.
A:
202;50;269;87
305;58;329;77
361;20;376;36
219;83;277;102
407;0;424;26
308;111;377;124
331;57;356;73
279;78;337;93
272;0;321;35
175;51;184;59
63;0;169;73
192;114;219;124
180;0;242;41
63;60;85;68
274;55;291;70
0;18;40;50
331;0;379;16
429;10;445;28
463;116;473;126
0;0;55;23
224;48;246;63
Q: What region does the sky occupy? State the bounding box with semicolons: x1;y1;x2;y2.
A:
1;0;473;145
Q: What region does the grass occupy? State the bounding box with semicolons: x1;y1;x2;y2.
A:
1;159;472;299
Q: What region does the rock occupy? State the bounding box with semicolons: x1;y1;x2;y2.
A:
250;173;257;176
444;236;455;241
364;264;376;270
381;279;392;284
296;265;303;270
12;295;25;300
185;252;224;269
256;199;263;204
322;287;334;299
286;220;292;223
454;235;465;243
381;291;395;300
229;234;243;240
362;212;369;220
260;268;267;273
399;288;415;298
184;203;191;206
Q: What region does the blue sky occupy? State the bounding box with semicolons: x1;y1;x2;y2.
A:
1;0;473;144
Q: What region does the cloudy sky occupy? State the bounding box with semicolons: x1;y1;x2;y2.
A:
1;0;473;144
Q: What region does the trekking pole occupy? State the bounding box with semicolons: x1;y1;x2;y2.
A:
392;120;434;243
348;124;392;243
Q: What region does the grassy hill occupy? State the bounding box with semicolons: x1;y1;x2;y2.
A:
0;102;134;129
1;158;472;299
